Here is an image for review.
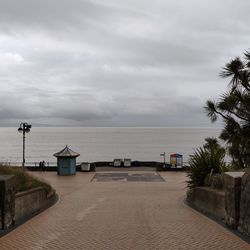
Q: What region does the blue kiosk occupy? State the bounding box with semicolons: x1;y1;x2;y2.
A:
54;145;80;176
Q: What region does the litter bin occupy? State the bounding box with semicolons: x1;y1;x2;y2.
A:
81;163;91;172
124;158;131;168
114;159;122;167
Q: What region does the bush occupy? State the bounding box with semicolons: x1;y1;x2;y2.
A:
187;137;227;188
0;166;52;194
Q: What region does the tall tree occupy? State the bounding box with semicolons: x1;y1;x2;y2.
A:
205;51;250;168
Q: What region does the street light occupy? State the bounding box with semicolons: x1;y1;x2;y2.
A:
18;122;32;170
160;152;166;168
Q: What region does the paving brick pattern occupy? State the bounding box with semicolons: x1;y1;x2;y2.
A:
93;172;165;182
0;171;249;249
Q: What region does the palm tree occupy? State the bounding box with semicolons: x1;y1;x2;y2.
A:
187;137;226;188
205;50;250;168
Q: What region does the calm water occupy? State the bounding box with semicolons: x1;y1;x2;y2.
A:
0;127;221;164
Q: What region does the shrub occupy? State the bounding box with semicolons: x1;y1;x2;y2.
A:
187;137;227;188
0;166;52;194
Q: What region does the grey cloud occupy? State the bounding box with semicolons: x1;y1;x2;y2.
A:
0;0;249;126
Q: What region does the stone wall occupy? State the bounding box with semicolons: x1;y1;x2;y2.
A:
0;175;16;230
188;187;225;219
188;171;250;237
15;187;55;223
224;172;244;229
238;170;250;236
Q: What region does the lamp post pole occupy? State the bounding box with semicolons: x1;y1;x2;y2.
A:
22;126;25;169
18;122;32;170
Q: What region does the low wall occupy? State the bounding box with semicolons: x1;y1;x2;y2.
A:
224;172;244;228
0;175;15;229
188;171;250;238
189;187;225;219
238;170;250;236
15;187;56;223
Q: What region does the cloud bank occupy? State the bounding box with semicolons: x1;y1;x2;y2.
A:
0;0;249;126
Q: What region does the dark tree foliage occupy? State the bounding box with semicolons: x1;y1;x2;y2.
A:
205;51;250;168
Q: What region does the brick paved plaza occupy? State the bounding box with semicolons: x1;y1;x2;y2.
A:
0;171;249;249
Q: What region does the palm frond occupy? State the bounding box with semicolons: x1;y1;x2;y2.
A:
204;100;217;122
220;57;244;90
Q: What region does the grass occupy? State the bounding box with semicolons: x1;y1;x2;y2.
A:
0;165;52;194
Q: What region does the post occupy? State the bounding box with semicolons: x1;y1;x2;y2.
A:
18;122;31;171
22;127;25;170
160;152;166;168
163;152;165;167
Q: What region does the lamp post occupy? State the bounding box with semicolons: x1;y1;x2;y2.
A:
160;152;166;168
18;122;32;170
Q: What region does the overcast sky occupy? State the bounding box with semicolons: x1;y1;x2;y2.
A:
0;0;249;127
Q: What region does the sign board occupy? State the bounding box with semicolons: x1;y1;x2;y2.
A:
170;154;183;168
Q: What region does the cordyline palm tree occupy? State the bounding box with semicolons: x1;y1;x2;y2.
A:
205;50;250;168
187;137;226;188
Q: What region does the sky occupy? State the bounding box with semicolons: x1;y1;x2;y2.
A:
0;0;249;127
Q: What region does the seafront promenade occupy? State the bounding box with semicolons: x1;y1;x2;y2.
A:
0;171;249;249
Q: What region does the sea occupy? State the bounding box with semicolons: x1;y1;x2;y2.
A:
0;127;222;165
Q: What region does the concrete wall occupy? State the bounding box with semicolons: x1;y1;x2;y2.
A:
0;175;16;229
238;170;250;236
191;187;226;219
188;171;250;237
224;172;244;229
15;187;55;223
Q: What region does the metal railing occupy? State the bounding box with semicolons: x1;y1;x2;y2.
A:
1;161;190;167
0;162;57;167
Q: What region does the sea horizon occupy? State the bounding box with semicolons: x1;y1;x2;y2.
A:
0;127;223;164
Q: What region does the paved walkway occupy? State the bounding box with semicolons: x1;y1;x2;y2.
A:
95;167;157;172
0;171;249;250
